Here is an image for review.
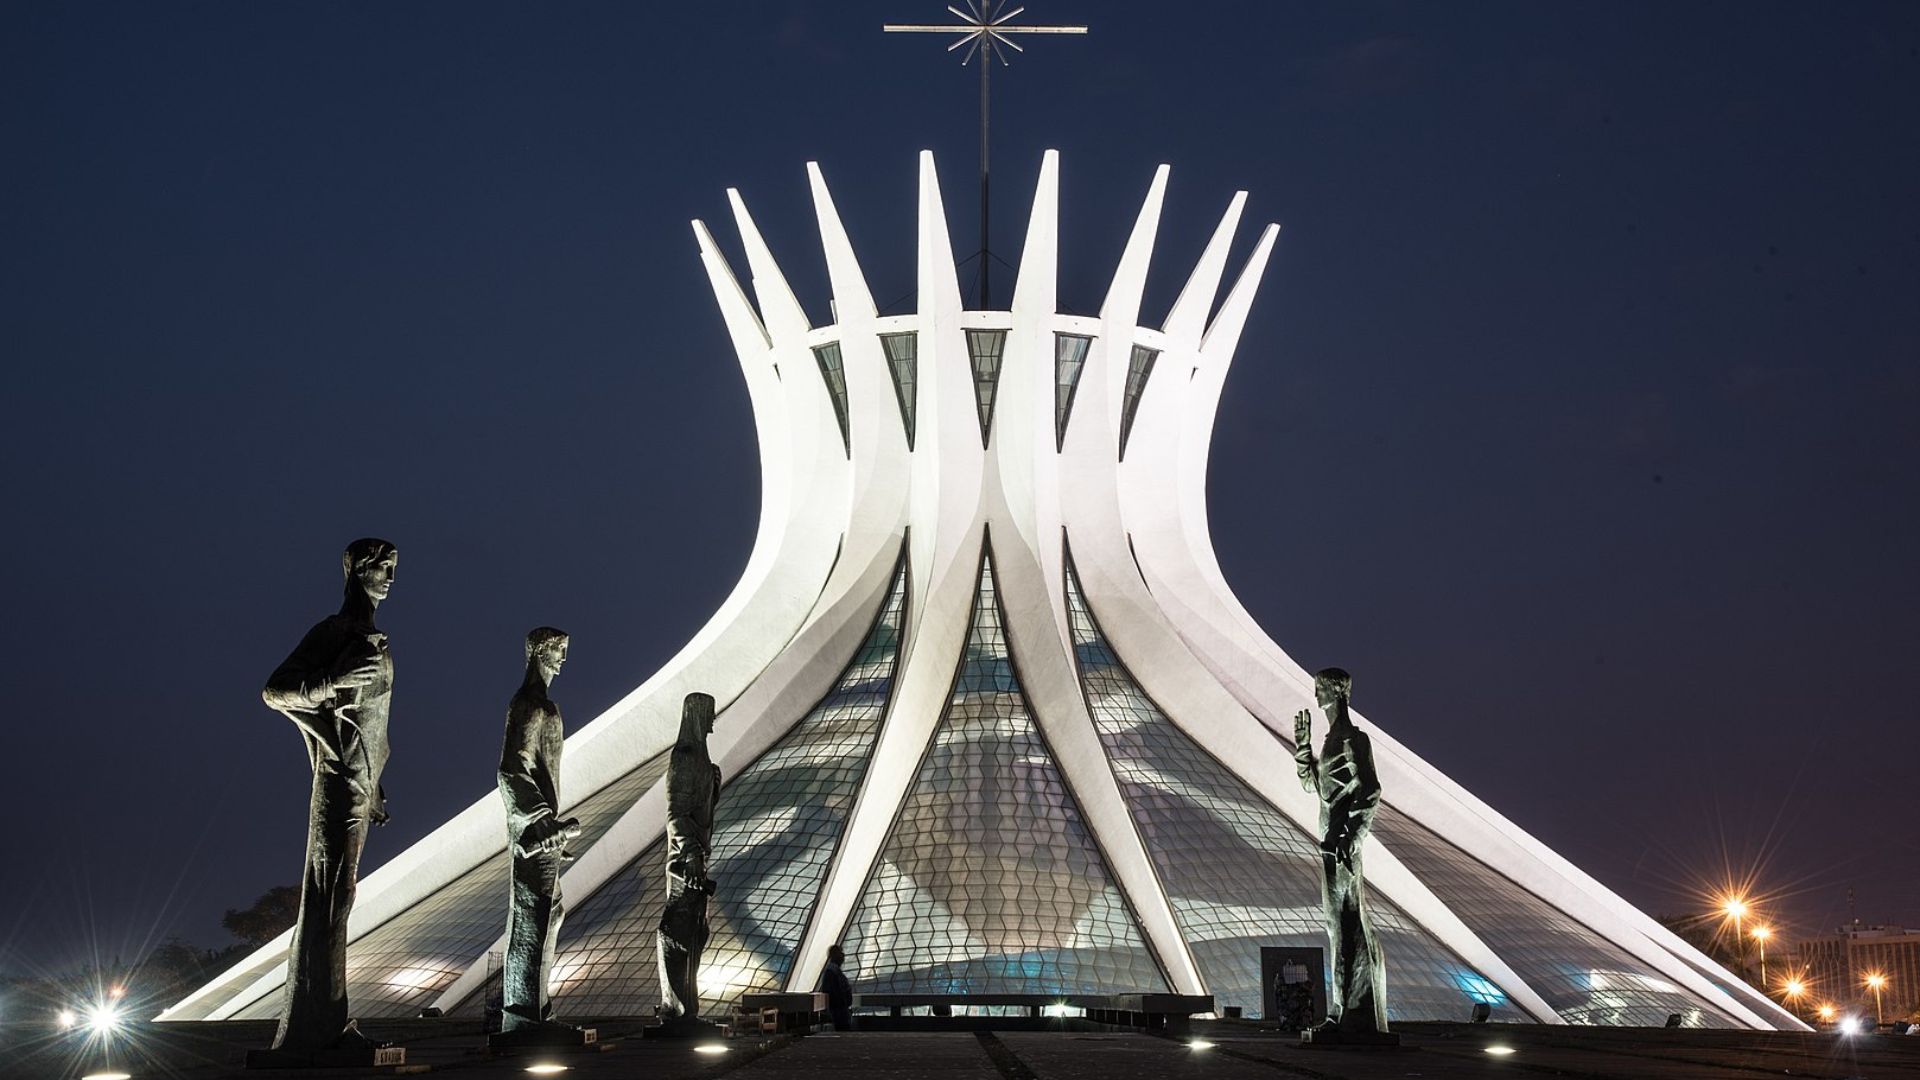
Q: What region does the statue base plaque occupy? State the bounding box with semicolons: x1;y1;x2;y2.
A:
245;1044;406;1069
489;1024;599;1052
643;1016;727;1040
1298;1026;1401;1049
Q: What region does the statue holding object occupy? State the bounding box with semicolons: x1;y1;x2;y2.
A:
1294;667;1396;1045
493;626;589;1048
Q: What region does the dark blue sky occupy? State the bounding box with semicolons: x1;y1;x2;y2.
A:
2;1;1915;975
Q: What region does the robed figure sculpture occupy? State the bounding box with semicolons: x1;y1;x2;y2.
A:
1294;667;1392;1040
655;692;720;1034
497;627;583;1038
259;539;399;1056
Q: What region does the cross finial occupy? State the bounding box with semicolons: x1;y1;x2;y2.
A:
884;2;1089;67
886;3;1087;308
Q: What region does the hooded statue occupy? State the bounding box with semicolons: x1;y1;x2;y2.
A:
655;692;720;1030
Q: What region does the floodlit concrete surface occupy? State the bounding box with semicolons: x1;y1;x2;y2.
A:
9;1020;1920;1080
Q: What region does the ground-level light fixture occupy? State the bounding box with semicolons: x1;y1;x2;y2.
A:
1484;1044;1517;1056
81;1072;132;1080
88;1004;121;1034
523;1065;569;1076
694;1043;729;1054
1187;1040;1215;1050
1839;1017;1861;1035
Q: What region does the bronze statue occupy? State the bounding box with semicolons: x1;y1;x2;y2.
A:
497;627;583;1038
655;692;720;1034
259;539;399;1057
1294;667;1391;1040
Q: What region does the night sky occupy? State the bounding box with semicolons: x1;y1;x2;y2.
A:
3;1;1915;977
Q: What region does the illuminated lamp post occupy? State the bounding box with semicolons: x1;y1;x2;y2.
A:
1720;896;1750;977
1750;925;1771;987
1865;973;1887;1028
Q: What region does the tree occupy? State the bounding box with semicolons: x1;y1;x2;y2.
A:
1657;912;1759;987
222;885;300;947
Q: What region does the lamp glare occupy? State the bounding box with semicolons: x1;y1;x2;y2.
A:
694;1043;729;1054
1484;1044;1517;1056
524;1066;569;1075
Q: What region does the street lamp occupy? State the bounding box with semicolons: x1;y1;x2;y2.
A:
1865;973;1887;1027
1720;896;1750;976
1751;925;1772;986
1817;1003;1836;1026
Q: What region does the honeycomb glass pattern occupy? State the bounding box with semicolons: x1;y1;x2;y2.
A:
339;753;669;1016
841;550;1168;995
1054;333;1092;450
966;329;1007;446
479;552;912;1018
1117;345;1159;458
1370;805;1741;1027
812;342;852;455
1062;556;1528;1022
228;749;672;1020
881;332;917;447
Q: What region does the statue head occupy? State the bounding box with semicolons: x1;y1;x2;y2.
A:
343;538;398;604
1313;667;1352;709
527;626;569;682
828;944;846;967
678;692;716;749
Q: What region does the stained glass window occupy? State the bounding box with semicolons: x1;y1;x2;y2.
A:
1054;333;1093;450
1062;550;1529;1022
1370;806;1740;1027
1117;345;1159;459
840;547;1168;995
880;332;917;448
230;750;671;1020
812;342;851;456
467;548;912;1018
966;329;1007;447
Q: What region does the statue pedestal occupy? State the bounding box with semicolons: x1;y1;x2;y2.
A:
1299;1027;1401;1049
488;1024;599;1053
245;1044;406;1069
642;1016;728;1040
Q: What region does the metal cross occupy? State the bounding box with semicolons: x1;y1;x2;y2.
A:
886;3;1088;308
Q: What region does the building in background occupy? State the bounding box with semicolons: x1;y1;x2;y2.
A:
162;153;1804;1030
1798;924;1920;1019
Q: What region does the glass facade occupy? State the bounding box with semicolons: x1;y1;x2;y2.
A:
841;548;1168;995
1054;333;1093;450
965;329;1007;447
1369;806;1740;1027
1062;552;1529;1022
165;948;291;1021
462;549;912;1018
230;750;672;1020
1117;345;1159;459
880;332;917;448
812;342;851;455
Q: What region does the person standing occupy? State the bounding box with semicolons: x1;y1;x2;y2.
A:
818;944;854;1031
